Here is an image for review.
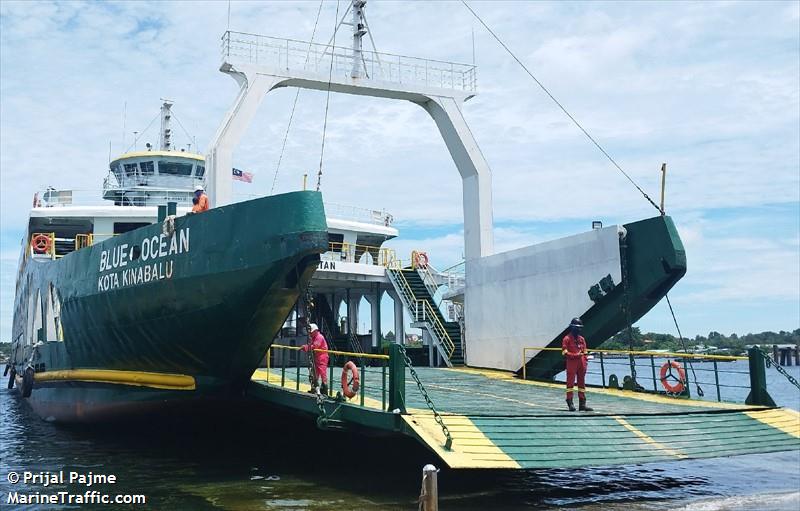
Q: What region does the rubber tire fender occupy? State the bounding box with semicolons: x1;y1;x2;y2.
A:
7;367;16;390
21;367;34;398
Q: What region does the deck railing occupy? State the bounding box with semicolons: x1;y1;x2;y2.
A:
522;346;778;405
265;343;405;412
387;269;456;361
323;241;400;268
221;30;477;93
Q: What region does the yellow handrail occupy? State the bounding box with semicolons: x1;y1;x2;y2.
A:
326;241;399;268
270;343;390;360
391;269;455;358
75;233;93;250
420;299;455;357
521;345;748;380
392;266;417;306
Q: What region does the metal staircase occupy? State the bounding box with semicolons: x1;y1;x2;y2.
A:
313;294;364;356
386;268;463;366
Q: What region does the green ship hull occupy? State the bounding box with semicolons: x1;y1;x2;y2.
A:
9;191;328;422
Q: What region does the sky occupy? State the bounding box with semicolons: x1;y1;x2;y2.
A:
0;0;798;341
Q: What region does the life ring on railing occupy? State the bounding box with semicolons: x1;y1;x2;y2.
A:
660;360;686;394
341;361;360;399
414;251;429;269
31;234;51;254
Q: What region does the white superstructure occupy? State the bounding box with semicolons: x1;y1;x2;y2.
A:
206;0;494;262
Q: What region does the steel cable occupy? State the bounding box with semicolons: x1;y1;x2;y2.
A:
269;0;325;194
317;0;340;192
461;0;661;213
666;294;704;397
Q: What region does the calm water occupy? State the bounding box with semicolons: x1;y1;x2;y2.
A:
1;363;798;510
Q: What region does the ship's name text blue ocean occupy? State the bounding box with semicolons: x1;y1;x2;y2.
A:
96;228;190;292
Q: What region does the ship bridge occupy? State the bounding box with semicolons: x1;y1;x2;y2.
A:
103;149;205;206
103;101;205;207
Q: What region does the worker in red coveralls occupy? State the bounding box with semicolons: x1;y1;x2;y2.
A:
562;317;593;412
301;323;329;395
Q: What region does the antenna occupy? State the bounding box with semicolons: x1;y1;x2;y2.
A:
471;26;476;66
121;101;127;154
133;131;139;151
159;99;174;151
350;0;367;78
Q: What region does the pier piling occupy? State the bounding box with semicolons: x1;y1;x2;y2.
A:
419;464;439;511
771;345;799;367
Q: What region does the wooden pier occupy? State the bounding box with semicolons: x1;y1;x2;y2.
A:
772;344;800;366
246;345;800;470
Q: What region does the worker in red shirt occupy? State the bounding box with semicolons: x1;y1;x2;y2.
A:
562;317;593;412
300;323;329;395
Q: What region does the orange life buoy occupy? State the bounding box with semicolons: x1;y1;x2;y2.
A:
31;234;51;254
341;361;360;399
660;360;686;394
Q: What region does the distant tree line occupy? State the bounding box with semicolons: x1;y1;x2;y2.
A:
599;328;800;355
0;342;11;362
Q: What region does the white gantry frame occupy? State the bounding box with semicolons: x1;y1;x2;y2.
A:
207;30;494;260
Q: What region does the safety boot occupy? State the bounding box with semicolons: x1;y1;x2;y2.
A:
320;382;328;396
579;398;593;412
566;398;576;412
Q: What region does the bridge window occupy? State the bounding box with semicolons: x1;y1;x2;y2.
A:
124;163;139;176
158;161;193;176
140;161;155;175
195;165;205;177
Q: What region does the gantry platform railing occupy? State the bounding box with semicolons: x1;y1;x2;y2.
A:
221;30;477;92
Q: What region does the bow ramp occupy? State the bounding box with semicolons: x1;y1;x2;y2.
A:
248;346;799;470
398;368;799;469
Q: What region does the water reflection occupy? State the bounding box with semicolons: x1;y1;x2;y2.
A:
1;387;798;510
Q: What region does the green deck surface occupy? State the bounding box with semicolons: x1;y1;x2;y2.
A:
250;366;800;469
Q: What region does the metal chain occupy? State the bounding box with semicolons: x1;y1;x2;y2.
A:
757;346;800;390
396;344;453;450
301;287;318;390
299;283;333;425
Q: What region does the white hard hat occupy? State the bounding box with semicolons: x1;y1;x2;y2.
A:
308;323;319;332
194;185;204;192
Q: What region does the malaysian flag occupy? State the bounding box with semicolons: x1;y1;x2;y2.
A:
232;168;253;183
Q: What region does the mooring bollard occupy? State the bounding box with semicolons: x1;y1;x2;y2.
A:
419;464;439;511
